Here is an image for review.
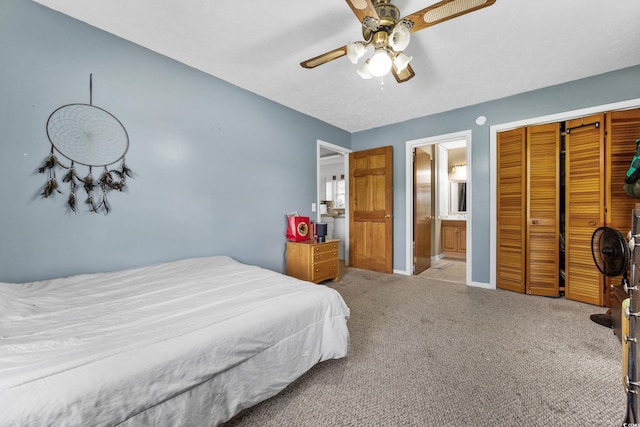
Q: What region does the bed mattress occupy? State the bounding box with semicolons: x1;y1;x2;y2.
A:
0;256;350;426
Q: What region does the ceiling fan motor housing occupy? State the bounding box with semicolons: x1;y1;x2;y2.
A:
371;31;389;49
374;1;400;26
363;0;400;41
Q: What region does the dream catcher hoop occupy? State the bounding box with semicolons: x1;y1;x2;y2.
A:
39;74;132;214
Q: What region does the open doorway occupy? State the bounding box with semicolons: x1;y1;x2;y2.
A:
405;131;471;285
317;140;351;265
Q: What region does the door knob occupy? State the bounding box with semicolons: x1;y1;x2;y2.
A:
385;214;391;218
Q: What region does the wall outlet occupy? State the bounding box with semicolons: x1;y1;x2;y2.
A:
311;203;316;212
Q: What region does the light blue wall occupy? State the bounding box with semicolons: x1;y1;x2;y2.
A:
3;1;639;285
0;0;350;282
352;65;640;284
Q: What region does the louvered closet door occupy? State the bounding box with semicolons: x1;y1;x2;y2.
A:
526;123;560;296
497;128;526;293
565;113;605;305
606;108;640;229
605;108;640;305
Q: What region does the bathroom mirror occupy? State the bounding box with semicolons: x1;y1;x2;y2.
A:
450;182;467;213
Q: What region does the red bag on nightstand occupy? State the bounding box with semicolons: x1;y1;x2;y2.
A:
286;216;310;241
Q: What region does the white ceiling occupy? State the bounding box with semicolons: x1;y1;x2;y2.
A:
33;0;640;133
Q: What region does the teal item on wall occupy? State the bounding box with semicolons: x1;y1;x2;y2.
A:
625;138;640;184
623;138;640;199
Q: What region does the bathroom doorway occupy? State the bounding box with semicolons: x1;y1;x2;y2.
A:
317;140;351;265
405;131;471;284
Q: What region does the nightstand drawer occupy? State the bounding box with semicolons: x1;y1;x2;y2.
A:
313;241;339;255
312;250;338;263
311;259;339;282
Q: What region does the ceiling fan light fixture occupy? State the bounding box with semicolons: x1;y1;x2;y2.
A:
389;21;411;51
368;49;392;77
346;42;366;64
301;0;498;85
357;60;374;79
393;52;413;73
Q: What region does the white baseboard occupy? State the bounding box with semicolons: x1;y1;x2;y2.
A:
470;280;494;290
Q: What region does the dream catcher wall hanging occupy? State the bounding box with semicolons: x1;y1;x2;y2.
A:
39;74;132;214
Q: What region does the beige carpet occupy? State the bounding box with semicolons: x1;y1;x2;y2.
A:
224;267;626;426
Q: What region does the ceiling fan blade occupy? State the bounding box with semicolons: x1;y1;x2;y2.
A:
402;0;496;33
344;0;380;28
300;46;348;69
392;64;415;83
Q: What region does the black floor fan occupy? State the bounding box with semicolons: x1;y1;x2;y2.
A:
591;226;635;425
592;226;630;282
591;226;631;326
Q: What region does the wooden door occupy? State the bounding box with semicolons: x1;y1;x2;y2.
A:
526;123;560;297
349;146;393;273
414;147;432;274
605;108;640;304
497;128;527;293
565;113;605;305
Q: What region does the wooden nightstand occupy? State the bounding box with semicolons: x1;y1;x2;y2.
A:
286;239;340;283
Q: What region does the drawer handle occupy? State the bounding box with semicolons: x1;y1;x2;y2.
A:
315;268;320;272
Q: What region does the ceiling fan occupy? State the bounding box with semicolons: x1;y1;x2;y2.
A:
300;0;496;83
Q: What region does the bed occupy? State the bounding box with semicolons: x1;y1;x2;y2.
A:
0;256;350;426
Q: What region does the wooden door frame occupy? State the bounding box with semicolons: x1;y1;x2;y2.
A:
489;98;640;290
317;140;352;265
405;130;472;284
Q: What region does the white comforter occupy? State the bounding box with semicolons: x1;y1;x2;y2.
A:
0;256;350;426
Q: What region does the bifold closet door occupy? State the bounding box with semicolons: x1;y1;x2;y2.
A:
497;128;526;293
526;123;560;297
606;108;640;229
606;108;640;305
565;113;605;305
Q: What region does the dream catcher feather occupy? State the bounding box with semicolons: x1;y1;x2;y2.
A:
39;74;132;214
